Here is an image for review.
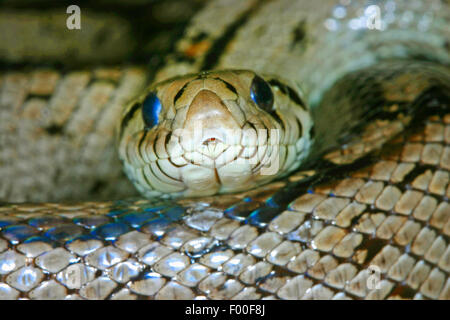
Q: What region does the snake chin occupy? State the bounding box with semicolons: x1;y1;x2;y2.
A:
118;70;314;199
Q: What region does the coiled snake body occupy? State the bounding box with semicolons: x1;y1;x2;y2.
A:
0;0;449;300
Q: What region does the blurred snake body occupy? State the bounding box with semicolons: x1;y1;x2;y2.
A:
0;0;449;300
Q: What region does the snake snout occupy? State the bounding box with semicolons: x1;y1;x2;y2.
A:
180;88;241;154
184;89;240;130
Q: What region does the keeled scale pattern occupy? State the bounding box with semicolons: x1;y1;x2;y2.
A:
0;114;448;300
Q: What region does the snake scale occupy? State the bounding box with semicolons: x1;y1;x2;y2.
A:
0;0;449;300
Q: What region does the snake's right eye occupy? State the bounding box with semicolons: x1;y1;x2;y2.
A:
142;92;162;129
250;75;274;112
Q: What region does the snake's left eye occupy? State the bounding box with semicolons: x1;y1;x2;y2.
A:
142;91;162;129
250;75;274;111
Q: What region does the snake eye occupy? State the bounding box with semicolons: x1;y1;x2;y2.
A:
142;91;162;129
250;75;274;111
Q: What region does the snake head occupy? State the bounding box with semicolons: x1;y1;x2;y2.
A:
118;70;313;198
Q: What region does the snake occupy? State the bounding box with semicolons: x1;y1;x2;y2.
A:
0;0;449;300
